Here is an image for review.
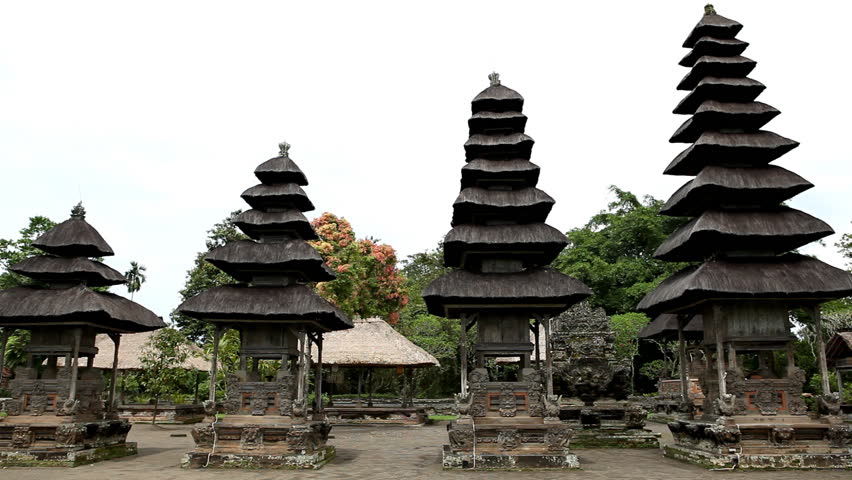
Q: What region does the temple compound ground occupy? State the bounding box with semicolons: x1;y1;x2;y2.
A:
2;422;847;479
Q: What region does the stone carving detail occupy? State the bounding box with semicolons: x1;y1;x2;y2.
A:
818;392;842;416
201;399;217;417
1;398;21;416
55;423;87;446
543;394;561;419
468;368;488;384
286;424;319;452
12;426;33;448
705;424;741;444
454;392;473;417
241;427;262;449
754;390;780;415
191;424;215;447
250;394;268;416
448;426;474;451
498;384;517;417
59;399;80;416
771;427;794;445
826;425;852;448
714;393;736;416
27;382;49;415
544;426;572;451
624;404;646;429
497;429;520;451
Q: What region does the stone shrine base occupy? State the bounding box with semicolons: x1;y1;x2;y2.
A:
182;445;335;469
441;444;579;470
664;444;852;470
570;429;661;448
324;406;426;426
0;442;137;467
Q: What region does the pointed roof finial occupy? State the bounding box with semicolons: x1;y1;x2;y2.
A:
704;4;716;15
488;71;501;87
70;202;86;219
278;141;291;157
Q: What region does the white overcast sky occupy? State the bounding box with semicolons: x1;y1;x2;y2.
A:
1;1;850;320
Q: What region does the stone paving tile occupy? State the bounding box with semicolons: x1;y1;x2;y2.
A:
1;422;846;479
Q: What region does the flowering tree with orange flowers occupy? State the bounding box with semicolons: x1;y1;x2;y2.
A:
310;212;408;323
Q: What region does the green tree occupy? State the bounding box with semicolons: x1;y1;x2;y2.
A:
136;327;194;424
610;312;651;392
310;212;408;323
124;261;147;300
171;211;246;343
552;186;690;315
0;216;56;370
837;223;852;268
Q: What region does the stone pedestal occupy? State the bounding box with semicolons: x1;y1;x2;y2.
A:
324;406;426;425
182;415;334;469
0;416;136;467
666;415;852;469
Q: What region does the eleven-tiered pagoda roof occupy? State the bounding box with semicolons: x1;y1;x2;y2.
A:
424;74;590;319
177;143;352;332
0;204;164;332
638;7;852;315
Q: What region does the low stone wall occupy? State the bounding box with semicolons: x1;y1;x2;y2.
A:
117;403;205;424
327;397;456;415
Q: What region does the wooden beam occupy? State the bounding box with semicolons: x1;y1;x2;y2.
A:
209;326;223;402
0;328;9;387
107;333;121;412
460;314;469;396
543;315;553;397
315;333;324;414
713;305;727;398
533;319;541;368
812;305;832;395
677;315;689;404
69;327;82;401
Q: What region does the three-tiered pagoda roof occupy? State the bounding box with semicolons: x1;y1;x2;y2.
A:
0;204;164;332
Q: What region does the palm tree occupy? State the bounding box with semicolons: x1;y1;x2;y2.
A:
124;261;147;300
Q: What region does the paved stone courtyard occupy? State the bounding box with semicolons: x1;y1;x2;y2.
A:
2;422;847;479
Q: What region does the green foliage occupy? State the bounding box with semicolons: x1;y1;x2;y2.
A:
552;186;690;314
837;223;852;268
124;261;147;300
0;216;56;289
171;211;246;343
134;328;197;420
610;312;650;363
310;213;408;323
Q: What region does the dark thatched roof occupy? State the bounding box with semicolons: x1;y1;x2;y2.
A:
670;101;779;143
637;254;852;315
661;166;812;216
638;314;704;341
240;183;315;212
665;131;799;176
177;284;352;332
451;187;554;226
233;209;318;241
254;155;308;185
461;159;540;189
471;84;524;113
205;239;335;283
0;285;165;332
677;55;756;91
32;218;114;257
423;267;591;319
443;223;567;269
654;208;833;262
674;77;765;115
10;256;126;287
683;13;743;48
464;133;533;160
468;111;527;135
679;37;748;67
826;331;852;365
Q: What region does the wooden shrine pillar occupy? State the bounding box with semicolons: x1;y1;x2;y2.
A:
676;315;689;404
69;327;82;401
314;333;324;414
532;319;541;368
107;333;121;411
459;314;470;395
542;315;554;397
209;326;223;402
836;367;844;397
812;305;832;395
713;306;727;399
0;328;9;386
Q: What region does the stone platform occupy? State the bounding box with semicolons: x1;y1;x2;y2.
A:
0;442;137;467
324;406;426;426
441;444;579;470
664;444;852;470
117;403;205;424
182;445;335;469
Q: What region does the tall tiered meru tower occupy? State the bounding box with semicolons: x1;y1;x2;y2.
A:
638;6;852;469
424;73;591;470
178;142;352;469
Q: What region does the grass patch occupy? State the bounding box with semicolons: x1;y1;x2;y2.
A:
428;414;458;421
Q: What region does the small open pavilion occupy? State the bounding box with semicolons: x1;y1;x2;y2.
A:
311;317;439;424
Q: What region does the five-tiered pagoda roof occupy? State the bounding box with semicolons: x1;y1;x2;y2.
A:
178;143;352;332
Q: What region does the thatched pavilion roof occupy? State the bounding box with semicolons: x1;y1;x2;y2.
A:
310;317;439;368
57;331;208;370
826;331;852;367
